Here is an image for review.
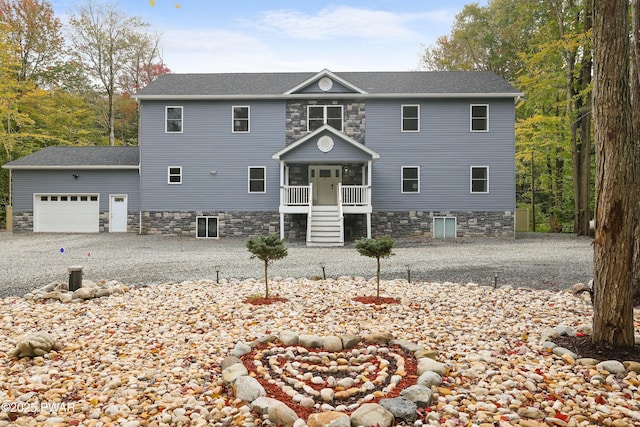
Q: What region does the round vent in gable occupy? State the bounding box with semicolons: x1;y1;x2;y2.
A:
317;136;334;152
318;77;333;92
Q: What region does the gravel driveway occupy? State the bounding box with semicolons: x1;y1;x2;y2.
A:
0;232;594;298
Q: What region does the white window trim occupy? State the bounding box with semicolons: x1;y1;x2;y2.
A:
165;106;183;133
401;166;420;194
232;105;250;133
196;216;219;239
307;105;344;132
470;165;489;193
470;104;489;132
248;166;266;193
401;104;420;132
168;166;182;184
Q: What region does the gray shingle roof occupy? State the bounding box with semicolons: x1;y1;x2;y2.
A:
134;70;521;98
3;146;139;169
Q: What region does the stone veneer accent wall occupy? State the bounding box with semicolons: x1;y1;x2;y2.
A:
285;100;366;145
141;211;282;237
12;209;513;239
11;211;33;233
287;163;365;186
371;211;515;238
99;212;140;233
11;211;139;233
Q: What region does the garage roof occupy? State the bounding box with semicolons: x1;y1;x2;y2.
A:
3;146;140;170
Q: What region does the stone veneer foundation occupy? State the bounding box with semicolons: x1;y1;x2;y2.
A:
11;211;139;233
139;210;513;239
11;210;514;238
8;211;515;242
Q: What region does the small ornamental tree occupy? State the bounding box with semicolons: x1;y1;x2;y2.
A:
246;234;288;299
354;236;395;301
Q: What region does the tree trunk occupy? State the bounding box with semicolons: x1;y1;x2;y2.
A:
264;260;269;299
573;0;593;236
376;257;381;301
109;92;115;146
631;0;640;302
592;0;635;347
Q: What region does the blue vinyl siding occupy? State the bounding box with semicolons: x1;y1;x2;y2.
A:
11;169;140;211
300;80;354;94
139;100;285;211
365;98;515;211
281;135;372;162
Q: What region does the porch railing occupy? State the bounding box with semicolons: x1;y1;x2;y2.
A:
341;185;370;206
282;185;310;205
281;184;371;207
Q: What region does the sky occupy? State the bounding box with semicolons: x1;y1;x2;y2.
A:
49;0;487;74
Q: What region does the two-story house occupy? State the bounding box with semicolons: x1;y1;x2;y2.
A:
3;69;522;245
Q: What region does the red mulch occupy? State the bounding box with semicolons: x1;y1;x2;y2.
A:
552;335;640;363
241;343;418;419
243;296;288;305
352;296;401;305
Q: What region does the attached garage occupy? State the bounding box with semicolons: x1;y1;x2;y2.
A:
34;194;100;233
3;146;140;234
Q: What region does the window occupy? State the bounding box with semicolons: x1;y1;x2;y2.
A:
402;166;420;193
433;217;456;238
233;106;250;132
166;106;183;133
308;105;343;131
168;166;182;184
196;216;219;238
402;105;420;132
470;104;488;132
470;166;489;193
248;167;266;193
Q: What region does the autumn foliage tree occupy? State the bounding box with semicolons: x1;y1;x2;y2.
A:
0;0;65;85
69;0;164;145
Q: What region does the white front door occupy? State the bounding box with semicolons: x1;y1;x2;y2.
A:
309;166;341;205
109;195;127;232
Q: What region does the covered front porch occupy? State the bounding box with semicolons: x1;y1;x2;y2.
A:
272;126;380;246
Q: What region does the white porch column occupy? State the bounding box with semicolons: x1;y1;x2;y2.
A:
279;161;285;239
367;160;373;238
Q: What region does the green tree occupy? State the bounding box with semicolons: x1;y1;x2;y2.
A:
354;237;395;301
68;0;162;146
246;234;288;299
422;0;594;235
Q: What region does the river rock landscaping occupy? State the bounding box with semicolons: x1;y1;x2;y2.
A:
0;276;639;427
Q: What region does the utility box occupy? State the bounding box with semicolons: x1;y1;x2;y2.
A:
68;265;83;291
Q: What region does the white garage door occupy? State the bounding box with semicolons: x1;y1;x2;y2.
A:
34;194;100;233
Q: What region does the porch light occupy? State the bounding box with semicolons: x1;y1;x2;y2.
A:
320;262;326;280
215;265;220;283
405;263;412;283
